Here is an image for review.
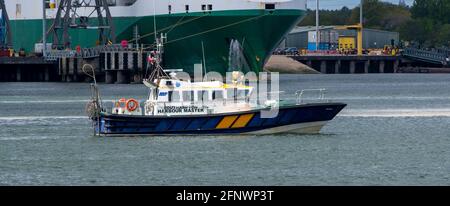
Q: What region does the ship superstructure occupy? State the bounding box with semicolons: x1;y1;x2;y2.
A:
5;0;307;73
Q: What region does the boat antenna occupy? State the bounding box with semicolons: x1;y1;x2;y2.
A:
153;0;157;43
142;1;170;87
201;41;207;74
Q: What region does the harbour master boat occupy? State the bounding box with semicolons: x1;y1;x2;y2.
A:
85;37;346;136
86;76;346;136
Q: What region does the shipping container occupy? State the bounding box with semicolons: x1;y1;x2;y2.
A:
330;31;339;43
308;42;330;51
34;43;53;54
282;26;399;50
308;30;333;43
285;31;308;49
308;31;317;43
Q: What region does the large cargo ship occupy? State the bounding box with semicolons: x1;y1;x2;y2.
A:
4;0;307;73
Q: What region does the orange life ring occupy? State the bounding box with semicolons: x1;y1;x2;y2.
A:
126;98;139;112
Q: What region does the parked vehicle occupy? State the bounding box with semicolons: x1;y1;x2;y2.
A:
273;48;285;55
0;47;10;57
284;47;299;55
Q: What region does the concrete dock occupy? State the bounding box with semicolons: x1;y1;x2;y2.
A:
0;57;57;82
287;55;401;74
58;51;151;84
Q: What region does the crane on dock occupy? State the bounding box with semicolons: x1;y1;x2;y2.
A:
333;0;364;56
334;24;363;56
47;0;116;50
0;0;12;49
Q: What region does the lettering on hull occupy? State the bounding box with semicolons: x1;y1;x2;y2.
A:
157;105;208;115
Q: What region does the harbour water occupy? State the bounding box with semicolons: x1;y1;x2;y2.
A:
1;74;450;185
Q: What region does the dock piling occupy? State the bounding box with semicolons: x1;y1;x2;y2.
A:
16;67;21;81
116;70;128;84
394;60;399;73
350;61;356;74
334;60;341;74
44;67;50;81
379;61;385;73
364;61;370;73
320;61;326;74
105;71;114;84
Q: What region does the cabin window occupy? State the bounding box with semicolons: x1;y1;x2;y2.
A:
182;91;195;102
166;81;173;86
227;88;238;100
124;0;137;6
107;0;137;6
197;90;207;102
265;4;275;10
212;91;224;100
201;5;206;11
168;91;181;102
168;91;173;102
159;91;168;98
168;5;172;14
237;90;248;99
107;0;116;6
208;4;213;11
185;5;189;13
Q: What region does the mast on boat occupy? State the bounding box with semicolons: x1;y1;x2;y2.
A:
143;2;170;101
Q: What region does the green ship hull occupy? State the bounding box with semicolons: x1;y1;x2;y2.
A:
10;9;305;74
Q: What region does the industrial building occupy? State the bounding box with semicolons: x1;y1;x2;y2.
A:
279;26;400;50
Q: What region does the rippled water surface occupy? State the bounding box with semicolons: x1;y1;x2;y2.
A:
1;74;450;185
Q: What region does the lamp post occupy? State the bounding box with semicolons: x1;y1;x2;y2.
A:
360;0;363;26
315;0;319;51
42;0;46;57
358;0;363;55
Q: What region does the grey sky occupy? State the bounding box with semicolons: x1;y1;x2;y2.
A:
306;0;414;10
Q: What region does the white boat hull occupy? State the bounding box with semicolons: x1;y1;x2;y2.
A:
245;121;328;135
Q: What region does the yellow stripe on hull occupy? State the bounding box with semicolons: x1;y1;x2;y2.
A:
231;114;255;128
216;115;239;129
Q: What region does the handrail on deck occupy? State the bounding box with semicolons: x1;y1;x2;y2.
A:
44;43;154;61
295;89;327;104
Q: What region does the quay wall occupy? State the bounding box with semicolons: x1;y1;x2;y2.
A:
287;55;401;74
0;54;446;83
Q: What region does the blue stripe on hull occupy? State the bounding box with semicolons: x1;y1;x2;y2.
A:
95;103;346;135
